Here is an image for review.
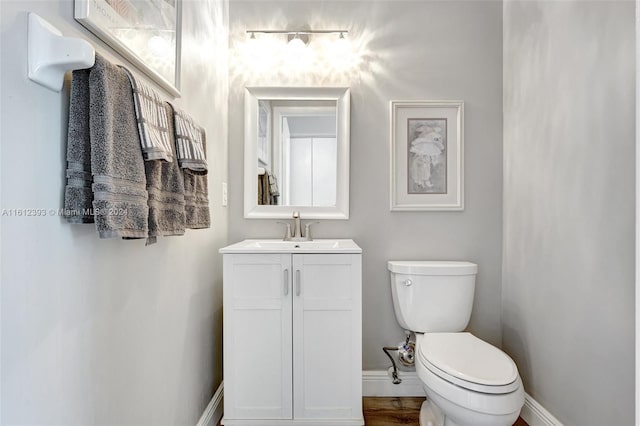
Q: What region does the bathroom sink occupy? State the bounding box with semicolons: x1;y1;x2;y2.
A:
219;239;362;253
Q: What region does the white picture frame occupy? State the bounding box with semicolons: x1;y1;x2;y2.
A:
75;0;181;97
390;101;464;211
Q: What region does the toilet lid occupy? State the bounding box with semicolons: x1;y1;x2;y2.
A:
418;333;518;388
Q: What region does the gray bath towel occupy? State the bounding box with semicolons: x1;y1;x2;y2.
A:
172;105;208;173
183;168;210;229
88;54;149;239
268;173;279;205
166;103;210;229
183;136;210;229
142;102;186;244
64;68;94;223
119;67;174;162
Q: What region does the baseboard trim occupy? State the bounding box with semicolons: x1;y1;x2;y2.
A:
521;393;563;426
208;375;561;426
362;370;425;397
196;381;224;426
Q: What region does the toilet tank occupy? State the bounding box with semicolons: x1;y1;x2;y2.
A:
388;261;478;333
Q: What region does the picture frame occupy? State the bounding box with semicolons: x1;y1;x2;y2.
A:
390;101;464;211
75;0;182;97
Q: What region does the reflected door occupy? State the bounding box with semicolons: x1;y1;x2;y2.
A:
287;137;337;206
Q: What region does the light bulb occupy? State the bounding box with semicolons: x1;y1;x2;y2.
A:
245;33;277;72
288;35;306;52
332;32;352;69
286;34;311;68
334;33;350;55
246;32;260;54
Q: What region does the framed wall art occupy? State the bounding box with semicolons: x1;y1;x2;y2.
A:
390;100;464;211
75;0;182;96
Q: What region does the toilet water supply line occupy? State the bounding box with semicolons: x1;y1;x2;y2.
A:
382;331;416;384
382;345;403;384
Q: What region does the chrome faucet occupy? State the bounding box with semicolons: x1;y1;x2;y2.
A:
278;212;318;241
292;211;302;240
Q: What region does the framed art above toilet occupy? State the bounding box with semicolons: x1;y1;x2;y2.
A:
390;101;464;211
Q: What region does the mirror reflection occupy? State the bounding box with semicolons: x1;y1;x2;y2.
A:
257;100;337;207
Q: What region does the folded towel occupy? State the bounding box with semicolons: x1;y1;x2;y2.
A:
88;54;149;239
64;68;94;223
182;130;210;229
258;172;269;205
268;173;280;205
143;102;186;244
172;106;208;173
166;104;210;229
119;66;174;162
183;169;210;229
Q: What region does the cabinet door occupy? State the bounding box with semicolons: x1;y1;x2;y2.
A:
223;253;293;420
292;254;362;420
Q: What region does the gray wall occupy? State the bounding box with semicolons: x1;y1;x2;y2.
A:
0;0;228;423
502;1;635;425
228;0;504;369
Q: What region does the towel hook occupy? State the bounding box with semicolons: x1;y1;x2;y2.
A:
27;12;95;92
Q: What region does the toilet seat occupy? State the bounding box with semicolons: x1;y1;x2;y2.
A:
417;333;520;394
415;333;525;418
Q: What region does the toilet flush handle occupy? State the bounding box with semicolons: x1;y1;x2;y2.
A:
404;278;412;287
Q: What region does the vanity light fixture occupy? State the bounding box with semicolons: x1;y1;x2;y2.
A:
246;29;349;47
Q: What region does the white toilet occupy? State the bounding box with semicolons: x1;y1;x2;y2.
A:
388;261;525;426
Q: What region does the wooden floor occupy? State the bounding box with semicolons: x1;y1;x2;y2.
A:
218;397;529;425
363;397;529;425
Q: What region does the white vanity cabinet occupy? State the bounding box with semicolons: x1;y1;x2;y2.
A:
219;240;363;426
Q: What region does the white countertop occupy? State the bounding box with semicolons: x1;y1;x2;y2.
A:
219;239;362;254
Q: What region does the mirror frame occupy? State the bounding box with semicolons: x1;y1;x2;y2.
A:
244;87;351;219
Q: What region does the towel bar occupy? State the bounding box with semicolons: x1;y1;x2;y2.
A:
27;12;95;92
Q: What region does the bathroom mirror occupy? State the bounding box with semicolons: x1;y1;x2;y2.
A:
244;87;350;219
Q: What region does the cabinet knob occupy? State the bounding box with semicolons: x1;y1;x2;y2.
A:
404;279;412;287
